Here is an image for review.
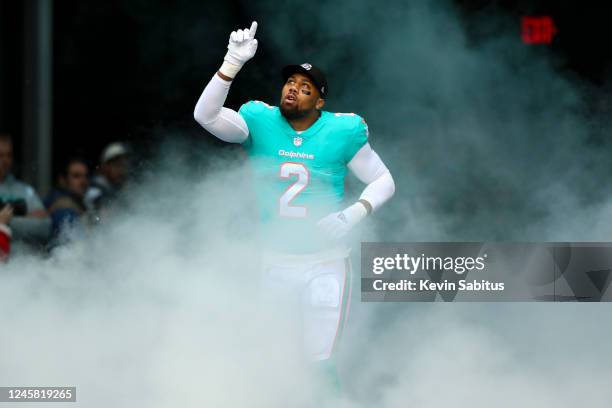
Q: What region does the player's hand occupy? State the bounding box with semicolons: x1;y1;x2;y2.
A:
316;202;368;240
224;21;258;68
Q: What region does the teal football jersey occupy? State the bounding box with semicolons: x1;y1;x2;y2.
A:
239;100;368;253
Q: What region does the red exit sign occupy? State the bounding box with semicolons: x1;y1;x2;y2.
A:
522;16;557;44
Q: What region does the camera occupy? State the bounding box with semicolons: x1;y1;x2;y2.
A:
0;198;27;217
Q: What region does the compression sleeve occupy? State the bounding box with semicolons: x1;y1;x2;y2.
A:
347;143;396;211
193;74;249;143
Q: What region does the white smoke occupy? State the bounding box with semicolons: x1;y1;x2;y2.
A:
3;0;612;406
0;152;318;407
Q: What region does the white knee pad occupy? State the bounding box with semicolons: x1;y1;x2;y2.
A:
308;274;341;308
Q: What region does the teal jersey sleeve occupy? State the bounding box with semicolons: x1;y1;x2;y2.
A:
342;114;369;163
238;101;257;148
238;100;261;128
238;100;277;149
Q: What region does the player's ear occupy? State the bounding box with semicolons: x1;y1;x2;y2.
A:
316;98;325;110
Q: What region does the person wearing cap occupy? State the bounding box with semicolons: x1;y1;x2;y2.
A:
84;142;129;218
0;133;51;245
193;21;395;399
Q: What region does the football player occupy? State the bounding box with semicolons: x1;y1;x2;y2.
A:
194;21;395;399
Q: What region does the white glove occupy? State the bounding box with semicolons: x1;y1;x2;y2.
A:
220;21;258;78
316;202;368;240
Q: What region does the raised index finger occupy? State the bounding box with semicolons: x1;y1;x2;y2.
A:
249;21;258;38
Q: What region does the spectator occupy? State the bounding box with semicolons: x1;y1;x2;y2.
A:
0;204;12;261
44;157;89;246
0;133;51;243
84;142;129;219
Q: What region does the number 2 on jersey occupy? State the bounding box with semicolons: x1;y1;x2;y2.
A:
279;162;309;217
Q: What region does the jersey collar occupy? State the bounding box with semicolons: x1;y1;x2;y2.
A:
277;110;329;138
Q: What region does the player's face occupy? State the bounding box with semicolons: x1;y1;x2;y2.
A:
280;73;325;119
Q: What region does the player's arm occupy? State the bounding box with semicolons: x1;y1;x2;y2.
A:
317;143;395;239
347;143;395;212
193;22;258;143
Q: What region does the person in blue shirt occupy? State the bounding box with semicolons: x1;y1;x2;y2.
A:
44;157;89;247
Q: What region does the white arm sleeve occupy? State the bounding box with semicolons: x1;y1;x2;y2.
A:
193;74;249;143
348;143;396;211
